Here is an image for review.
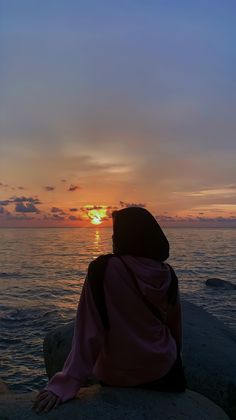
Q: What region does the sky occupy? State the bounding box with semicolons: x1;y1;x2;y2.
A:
1;0;236;227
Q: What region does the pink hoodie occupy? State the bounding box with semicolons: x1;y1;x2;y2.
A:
46;256;182;402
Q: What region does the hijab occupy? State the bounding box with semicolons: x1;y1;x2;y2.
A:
112;207;169;262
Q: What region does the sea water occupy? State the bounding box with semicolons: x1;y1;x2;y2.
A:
0;227;235;392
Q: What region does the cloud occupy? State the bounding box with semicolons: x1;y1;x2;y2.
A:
50;207;66;214
61;179;67;183
0;200;11;206
155;213;236;226
17;186;25;190
0;207;5;214
119;201;146;208
4;213;34;221
11;196;42;204
68;184;80;192
15;203;40;213
69;208;78;212
52;214;65;221
68;215;77;221
43;186;55;191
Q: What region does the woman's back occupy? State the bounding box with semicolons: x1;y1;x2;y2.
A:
93;255;179;386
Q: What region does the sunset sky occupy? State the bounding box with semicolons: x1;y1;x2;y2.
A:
1;1;236;227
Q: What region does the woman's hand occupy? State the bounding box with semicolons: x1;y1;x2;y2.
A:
33;389;61;413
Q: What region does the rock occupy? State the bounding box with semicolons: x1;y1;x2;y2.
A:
43;300;236;419
182;301;236;420
0;379;10;394
206;278;236;290
43;321;74;379
0;386;230;419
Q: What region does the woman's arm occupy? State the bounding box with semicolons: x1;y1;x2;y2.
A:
34;273;105;411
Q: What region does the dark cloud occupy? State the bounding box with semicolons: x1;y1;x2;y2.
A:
106;206;118;218
78;205;118;220
0;200;11;206
43;186;55;191
68;184;80;192
11;196;42;204
79;205;103;213
50;207;66;215
0;207;5;214
17;186;25;190
52;214;65;221
4;213;34;221
61;179;67;183
15;203;40;213
69;208;78;212
155;214;236;225
68;215;77;221
119;201;146;208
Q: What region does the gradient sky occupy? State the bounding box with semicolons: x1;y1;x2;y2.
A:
1;0;236;227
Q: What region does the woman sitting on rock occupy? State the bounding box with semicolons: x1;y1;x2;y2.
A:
34;207;186;413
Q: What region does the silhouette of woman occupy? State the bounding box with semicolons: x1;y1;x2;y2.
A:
33;207;185;413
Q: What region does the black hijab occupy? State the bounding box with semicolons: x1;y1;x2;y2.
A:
112;207;169;262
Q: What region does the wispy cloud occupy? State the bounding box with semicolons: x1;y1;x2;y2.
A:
119;201;146;208
68;184;81;192
43;186;55;191
50;207;66;215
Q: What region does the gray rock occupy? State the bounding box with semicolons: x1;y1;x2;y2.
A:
0;387;230;419
43;321;74;379
206;278;236;290
43;300;236;419
182;301;236;420
0;379;10;394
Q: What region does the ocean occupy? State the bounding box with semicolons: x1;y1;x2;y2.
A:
0;227;235;393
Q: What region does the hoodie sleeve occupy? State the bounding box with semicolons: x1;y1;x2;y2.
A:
45;275;105;402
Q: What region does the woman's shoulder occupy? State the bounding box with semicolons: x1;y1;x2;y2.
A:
88;254;115;273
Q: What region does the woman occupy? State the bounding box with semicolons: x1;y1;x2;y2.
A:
33;207;186;413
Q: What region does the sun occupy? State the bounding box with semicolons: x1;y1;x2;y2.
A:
91;215;102;225
87;208;107;225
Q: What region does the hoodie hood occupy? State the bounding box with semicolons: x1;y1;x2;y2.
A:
121;255;172;309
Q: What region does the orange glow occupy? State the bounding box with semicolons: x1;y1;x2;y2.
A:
87;207;108;225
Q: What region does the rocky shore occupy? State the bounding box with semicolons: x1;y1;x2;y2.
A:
1;299;235;419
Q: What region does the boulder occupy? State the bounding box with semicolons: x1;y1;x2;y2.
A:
43;321;74;379
0;379;10;394
182;301;236;420
206;278;236;290
43;300;236;419
0;386;230;419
